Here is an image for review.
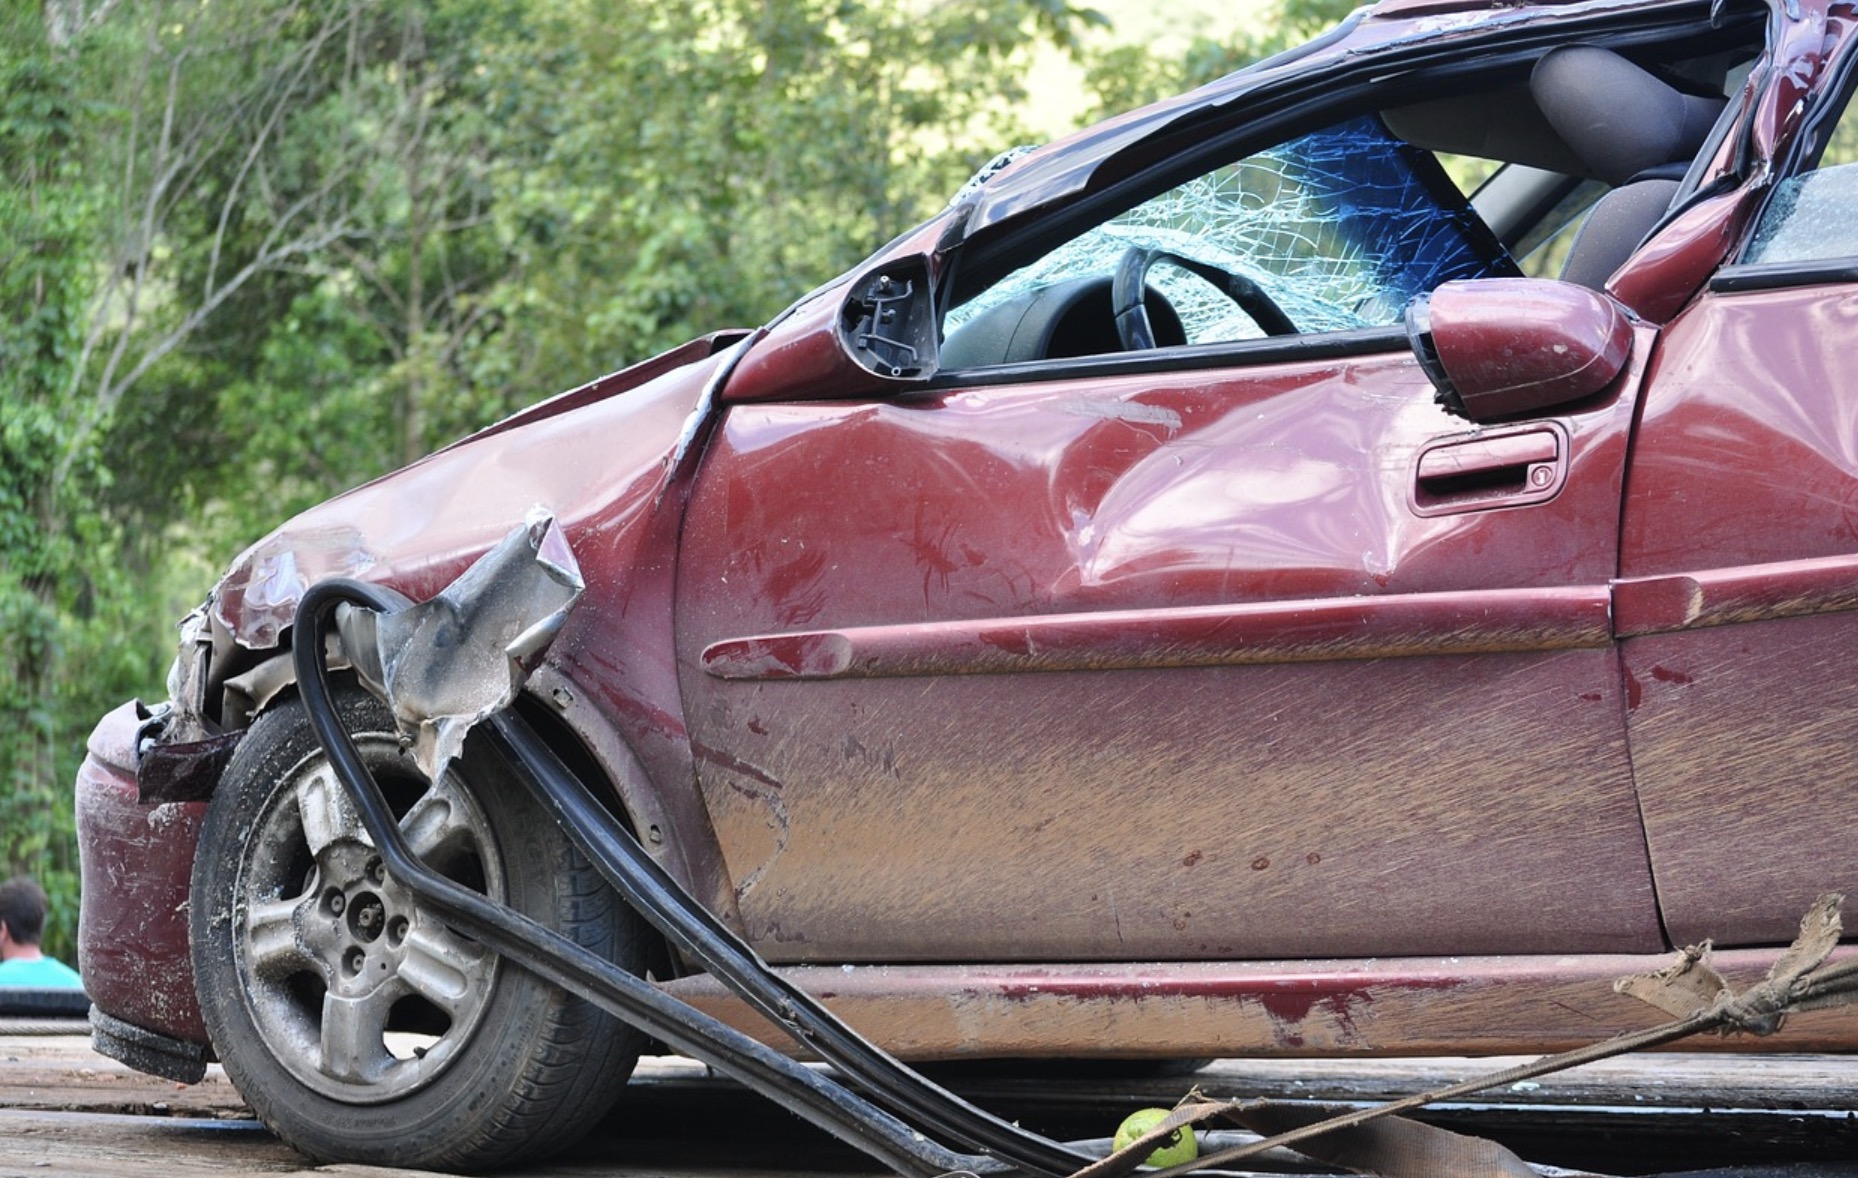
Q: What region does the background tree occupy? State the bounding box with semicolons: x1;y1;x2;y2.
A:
104;0;1109;549
1082;0;1355;117
0;1;114;959
468;0;1101;405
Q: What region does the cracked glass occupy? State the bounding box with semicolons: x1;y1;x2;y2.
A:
1745;90;1858;265
946;116;1516;353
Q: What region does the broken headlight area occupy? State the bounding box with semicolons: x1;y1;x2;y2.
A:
134;510;581;805
132;525;390;803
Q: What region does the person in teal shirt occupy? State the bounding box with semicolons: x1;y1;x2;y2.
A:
0;876;83;989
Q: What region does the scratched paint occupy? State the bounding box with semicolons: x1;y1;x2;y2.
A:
676;323;1657;965
661;948;1858;1059
1622;280;1858;947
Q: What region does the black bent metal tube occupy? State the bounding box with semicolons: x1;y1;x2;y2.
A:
290;578;995;1178
482;711;1094;1178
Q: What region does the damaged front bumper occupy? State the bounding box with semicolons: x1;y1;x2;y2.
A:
73;597;260;1074
75;700;213;1080
73;609;264;1080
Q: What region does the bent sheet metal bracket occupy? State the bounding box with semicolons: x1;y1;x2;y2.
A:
337;508;584;783
292;518;1858;1178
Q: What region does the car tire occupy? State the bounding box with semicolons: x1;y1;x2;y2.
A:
190;686;646;1170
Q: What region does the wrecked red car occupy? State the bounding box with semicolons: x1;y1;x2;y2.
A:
73;0;1858;1169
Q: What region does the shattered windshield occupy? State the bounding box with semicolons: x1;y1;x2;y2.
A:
946;116;1517;347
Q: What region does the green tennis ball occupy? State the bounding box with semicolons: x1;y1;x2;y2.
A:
1112;1107;1199;1168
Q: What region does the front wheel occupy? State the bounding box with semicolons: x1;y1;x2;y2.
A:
191;687;646;1170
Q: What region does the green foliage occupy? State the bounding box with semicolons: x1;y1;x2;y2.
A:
0;3;163;962
80;0;1106;554
1;5;83;960
1078;0;1362;119
1280;0;1360;38
473;0;1090;388
1082;36;1257;120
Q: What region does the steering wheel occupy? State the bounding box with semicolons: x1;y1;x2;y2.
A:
1111;247;1297;351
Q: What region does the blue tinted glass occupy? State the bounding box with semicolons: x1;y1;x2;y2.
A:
1270;116;1518;311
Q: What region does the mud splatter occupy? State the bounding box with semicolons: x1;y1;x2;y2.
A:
693;741;790;899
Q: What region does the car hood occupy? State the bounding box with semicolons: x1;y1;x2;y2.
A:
208;332;746;650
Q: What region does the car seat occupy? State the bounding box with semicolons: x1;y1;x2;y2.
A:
1531;46;1727;288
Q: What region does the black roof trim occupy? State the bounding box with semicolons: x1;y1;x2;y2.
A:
1711;258;1858;291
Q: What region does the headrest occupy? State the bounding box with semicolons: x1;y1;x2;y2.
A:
1531;47;1727;186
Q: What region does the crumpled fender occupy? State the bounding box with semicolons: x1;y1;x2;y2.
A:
210;333;746;648
80;336;750;1053
187;332;747;920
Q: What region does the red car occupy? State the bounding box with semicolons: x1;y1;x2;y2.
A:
74;0;1858;1169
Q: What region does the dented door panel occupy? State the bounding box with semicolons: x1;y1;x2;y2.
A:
1621;285;1858;946
676;345;1662;963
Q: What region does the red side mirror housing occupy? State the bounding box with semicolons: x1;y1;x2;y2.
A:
1406;278;1634;423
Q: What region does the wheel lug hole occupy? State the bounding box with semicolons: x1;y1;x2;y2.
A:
387;915;409;948
347;892;388;944
366;857;385;886
325;889;345;916
343;947;366;976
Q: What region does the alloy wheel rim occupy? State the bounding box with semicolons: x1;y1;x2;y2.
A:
232;736;504;1103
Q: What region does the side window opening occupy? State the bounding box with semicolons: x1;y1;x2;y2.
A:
1401;47;1734;291
1460;160;1608;281
1510;181;1609;278
938;29;1759;374
941;115;1517;369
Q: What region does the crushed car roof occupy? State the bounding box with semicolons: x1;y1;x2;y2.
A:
958;0;1763;237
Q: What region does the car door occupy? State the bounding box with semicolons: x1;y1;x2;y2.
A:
674;106;1663;967
1617;34;1858;948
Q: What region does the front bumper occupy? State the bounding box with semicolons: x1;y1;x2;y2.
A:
75;700;211;1064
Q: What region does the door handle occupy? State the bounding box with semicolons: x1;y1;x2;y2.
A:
1412;424;1567;516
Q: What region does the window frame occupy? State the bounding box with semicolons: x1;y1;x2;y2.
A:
930;13;1761;390
1711;27;1858;293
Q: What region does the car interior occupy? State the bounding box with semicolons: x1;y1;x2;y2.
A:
1400;45;1731;288
939;28;1763;371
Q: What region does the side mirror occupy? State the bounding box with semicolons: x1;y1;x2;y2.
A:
722;255;938;404
841;256;937;380
1406;278;1633;423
